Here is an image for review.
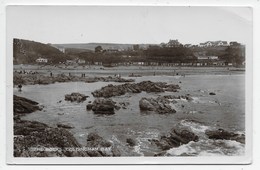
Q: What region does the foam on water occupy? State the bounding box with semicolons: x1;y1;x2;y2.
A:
167;139;245;156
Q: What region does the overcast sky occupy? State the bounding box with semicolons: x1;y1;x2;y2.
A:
7;6;252;45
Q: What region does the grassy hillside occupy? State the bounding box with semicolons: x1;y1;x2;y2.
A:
13;39;70;64
52;43;153;51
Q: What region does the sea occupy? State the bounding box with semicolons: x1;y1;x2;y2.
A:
14;74;245;156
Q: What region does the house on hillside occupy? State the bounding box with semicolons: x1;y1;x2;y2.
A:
77;59;86;64
66;60;77;65
199;41;228;47
184;44;192;48
36;57;48;63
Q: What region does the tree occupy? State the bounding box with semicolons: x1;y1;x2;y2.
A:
95;46;103;53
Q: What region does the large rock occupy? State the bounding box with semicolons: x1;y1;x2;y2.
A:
13;95;42;115
92;81;180;98
14;120;88;157
151;126;199;151
86;132;121;157
205;129;245;144
90;98;120;115
65;93;88;103
139;97;176;114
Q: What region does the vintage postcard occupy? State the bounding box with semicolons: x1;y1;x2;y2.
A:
6;5;252;164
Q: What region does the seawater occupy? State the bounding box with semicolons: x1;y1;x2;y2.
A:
14;74;245;156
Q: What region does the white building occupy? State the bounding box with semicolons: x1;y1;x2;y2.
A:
77;59;86;64
36;57;48;63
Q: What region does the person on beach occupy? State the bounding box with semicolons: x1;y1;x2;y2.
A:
18;84;22;92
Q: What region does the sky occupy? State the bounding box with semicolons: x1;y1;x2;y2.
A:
7;6;252;45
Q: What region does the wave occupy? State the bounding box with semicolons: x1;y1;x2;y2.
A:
166;139;245;156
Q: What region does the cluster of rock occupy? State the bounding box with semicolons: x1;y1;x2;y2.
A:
150;126;199;151
92;81;180;98
85;76;134;83
139;97;176;114
86;132;121;157
205;129;245;144
150;125;245;155
14;119;88;157
162;94;193;102
65;93;88;103
13;95;42;115
14;72;134;85
86;98;120;115
13;95;122;157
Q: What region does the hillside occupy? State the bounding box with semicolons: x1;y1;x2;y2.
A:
52;43;154;51
13;39;69;64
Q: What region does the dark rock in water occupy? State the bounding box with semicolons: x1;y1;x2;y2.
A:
139;97;176;114
65;92;88;103
151;126;199;151
92;81;180;98
126;138;137;147
86;104;93;110
205;129;245;144
57;123;74;129
209;92;216;95
13;95;42;115
91;98;119;115
86;132;120;157
14;120;87;157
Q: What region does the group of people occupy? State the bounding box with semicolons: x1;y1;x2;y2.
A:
15;70;39;75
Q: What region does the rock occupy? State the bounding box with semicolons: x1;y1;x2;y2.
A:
86;104;93;110
65;92;88;103
91;98;119;115
86;132;120;157
14;120;88;157
57;123;74;129
139;97;176;114
92;81;180;98
209;92;216;95
152;126;199;151
126;138;137;147
14;72;134;86
205;129;245;144
13;95;42;115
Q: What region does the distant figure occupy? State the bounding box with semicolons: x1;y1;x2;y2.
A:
69;73;71;77
50;72;53;77
18;84;22;92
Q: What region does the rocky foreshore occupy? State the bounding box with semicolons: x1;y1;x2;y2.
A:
65;92;88;103
87;98;120;115
139;97;176;114
14;73;134;85
150;125;245;156
92;81;180;98
13;95;121;157
150;125;199;152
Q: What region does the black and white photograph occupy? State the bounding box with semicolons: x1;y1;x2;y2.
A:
5;5;253;164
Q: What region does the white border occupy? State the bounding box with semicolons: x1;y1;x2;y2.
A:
1;0;258;167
